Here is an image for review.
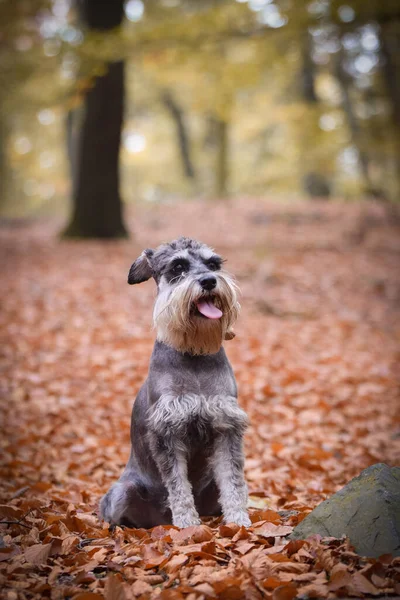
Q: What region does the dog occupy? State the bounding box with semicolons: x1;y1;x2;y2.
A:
100;237;251;529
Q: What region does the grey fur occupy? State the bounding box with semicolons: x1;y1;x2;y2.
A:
128;249;154;284
100;237;251;529
148;394;248;436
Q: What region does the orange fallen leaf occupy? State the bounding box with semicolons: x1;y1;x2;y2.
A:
351;572;381;595
0;546;20;562
235;541;256;555
264;576;286;589
131;579;153;596
159;589;185;599
254;523;293;537
71;594;104;600
297;582;329;598
163;553;189;573
328;563;352;591
141;544;169;568
0;505;24;519
271;442;284;454
283;539;305;557
31;481;53;492
24;542;53;565
169;524;213;544
272;583;298;600
104;574;130;600
250;509;281;524
218;524;240;537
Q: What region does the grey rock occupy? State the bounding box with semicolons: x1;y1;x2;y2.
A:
291;463;400;558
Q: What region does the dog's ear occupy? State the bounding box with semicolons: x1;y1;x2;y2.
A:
128;249;154;284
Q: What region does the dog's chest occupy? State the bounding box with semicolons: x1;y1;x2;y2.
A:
148;393;248;438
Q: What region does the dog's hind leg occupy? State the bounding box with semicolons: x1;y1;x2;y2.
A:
100;481;132;526
100;475;170;529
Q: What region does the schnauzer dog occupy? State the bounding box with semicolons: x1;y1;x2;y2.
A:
100;237;251;529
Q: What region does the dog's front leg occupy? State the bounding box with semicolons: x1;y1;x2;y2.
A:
153;435;201;528
212;432;251;527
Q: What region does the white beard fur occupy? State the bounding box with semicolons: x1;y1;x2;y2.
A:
153;272;240;355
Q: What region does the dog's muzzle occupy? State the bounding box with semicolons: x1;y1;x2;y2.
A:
200;276;217;291
195;277;222;319
195;297;222;319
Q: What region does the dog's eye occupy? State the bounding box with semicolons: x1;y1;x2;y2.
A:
206;260;220;272
171;261;188;275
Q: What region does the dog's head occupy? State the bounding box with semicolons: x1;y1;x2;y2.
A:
128;237;240;355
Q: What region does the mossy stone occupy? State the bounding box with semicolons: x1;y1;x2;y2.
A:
291;463;400;558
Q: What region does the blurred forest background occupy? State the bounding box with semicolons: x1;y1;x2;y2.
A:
0;0;400;237
1;3;400;596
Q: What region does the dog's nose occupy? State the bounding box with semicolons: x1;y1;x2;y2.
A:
200;276;217;291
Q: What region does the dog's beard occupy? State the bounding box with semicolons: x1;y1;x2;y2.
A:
153;272;240;355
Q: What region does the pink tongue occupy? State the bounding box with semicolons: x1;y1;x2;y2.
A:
196;299;223;319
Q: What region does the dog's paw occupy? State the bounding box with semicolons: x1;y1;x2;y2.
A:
224;511;252;528
172;511;201;529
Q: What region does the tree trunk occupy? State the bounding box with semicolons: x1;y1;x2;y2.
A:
162;90;196;180
380;21;400;129
300;32;331;198
0;114;16;213
63;0;127;238
0;115;6;209
380;21;400;198
215;118;229;197
65;107;83;198
335;51;374;194
301;32;318;103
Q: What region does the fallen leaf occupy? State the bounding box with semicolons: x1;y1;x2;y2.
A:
0;505;24;520
250;509;281;525
104;574;130;600
297;582;329;598
219;523;240;537
141;544;169;568
264;576;286;589
351;572;381;595
131;579;153;596
24;542;53;565
163;553;189;573
283;539;305;557
328;563;352;591
254;523;293;538
72;594;104;600
272;583;297;600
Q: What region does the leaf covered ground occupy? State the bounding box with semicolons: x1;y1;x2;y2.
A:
1;199;399;599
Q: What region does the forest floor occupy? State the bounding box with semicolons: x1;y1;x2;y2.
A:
0;198;399;600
